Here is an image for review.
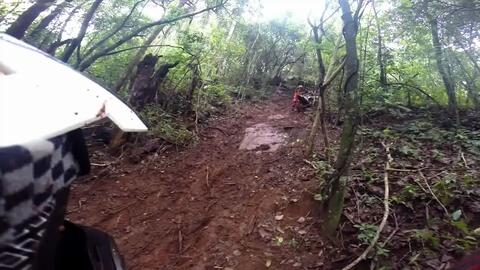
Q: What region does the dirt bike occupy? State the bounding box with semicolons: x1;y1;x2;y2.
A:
0;34;147;270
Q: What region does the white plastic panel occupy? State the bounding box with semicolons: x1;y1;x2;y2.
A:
0;34;147;147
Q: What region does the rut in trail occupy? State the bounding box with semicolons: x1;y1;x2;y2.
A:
68;94;332;270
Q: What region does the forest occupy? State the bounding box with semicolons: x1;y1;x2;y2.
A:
1;0;479;269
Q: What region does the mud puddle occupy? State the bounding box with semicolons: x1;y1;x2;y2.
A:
239;123;288;152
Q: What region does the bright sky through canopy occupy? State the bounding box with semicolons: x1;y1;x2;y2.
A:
255;0;327;23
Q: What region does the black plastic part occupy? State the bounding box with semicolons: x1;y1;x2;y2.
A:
54;221;125;270
33;189;71;270
67;129;90;176
54;221;92;270
83;224;125;270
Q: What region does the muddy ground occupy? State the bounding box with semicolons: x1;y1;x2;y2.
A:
67;93;480;270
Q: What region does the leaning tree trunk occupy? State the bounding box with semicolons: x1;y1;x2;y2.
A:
114;26;165;92
187;64;200;102
110;54;157;149
241;24;260;83
304;22;326;158
430;18;458;123
76;0;223;71
304;4;339;157
129;54;178;111
324;0;362;236
61;0;104;63
452;53;480;110
44;2;82;54
151;61;179;99
5;0;56;39
128;54;159;110
26;0;71;44
305;33;343;158
110;54;177;148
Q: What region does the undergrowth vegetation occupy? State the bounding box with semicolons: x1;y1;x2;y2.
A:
334;109;480;268
141;104;196;145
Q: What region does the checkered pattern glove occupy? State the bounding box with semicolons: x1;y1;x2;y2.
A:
0;134;79;269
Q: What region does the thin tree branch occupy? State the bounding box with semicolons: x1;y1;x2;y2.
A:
386;82;441;106
78;0;227;70
324;59;346;88
419;171;449;216
342;142;390;270
81;0;147;60
104;44;193;56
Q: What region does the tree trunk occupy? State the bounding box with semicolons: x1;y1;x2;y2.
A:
312;26;326;84
464;80;479;109
129;54;178;111
114;26;164;92
27;0;71;44
110;56;177;149
44;2;82;54
430;18;458;122
129;54;159;110
242;24;260;84
61;0;104;63
324;0;361;236
407;88;412;107
372;0;387;88
80;0;147;64
5;0;55;39
305;32;343;158
304;24;325;157
187;64;200;102
217;19;238;76
452;53;480;110
319;90;329;158
336;69;346;125
462;70;480;110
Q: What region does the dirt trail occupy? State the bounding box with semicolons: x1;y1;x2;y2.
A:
68;94;334;270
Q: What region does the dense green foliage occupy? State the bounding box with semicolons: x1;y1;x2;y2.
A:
2;0;478;118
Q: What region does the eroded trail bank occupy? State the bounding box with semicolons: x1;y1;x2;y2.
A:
68;94;334;270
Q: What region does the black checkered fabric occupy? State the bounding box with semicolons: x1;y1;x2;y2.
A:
0;134;80;269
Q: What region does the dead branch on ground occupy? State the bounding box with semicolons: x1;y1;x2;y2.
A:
419;171;449;216
341;142;391;270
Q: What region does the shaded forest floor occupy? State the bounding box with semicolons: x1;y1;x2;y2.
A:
67;92;480;270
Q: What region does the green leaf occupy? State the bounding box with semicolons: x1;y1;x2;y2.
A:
451;220;469;235
313;193;323;201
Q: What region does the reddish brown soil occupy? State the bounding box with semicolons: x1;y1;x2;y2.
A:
68;94;480;270
68;94;338;270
